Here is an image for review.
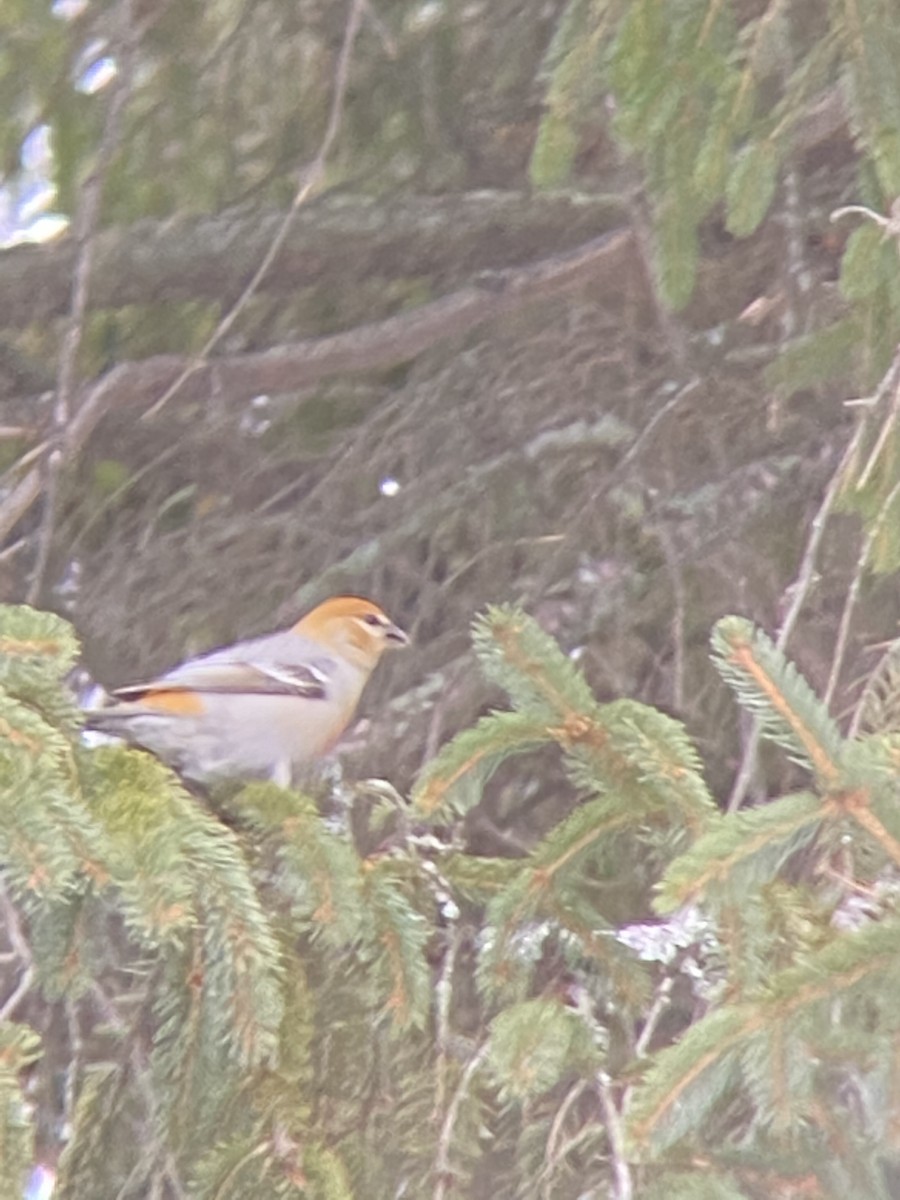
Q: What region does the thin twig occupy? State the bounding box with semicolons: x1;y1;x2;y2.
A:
0;425;37;440
0;964;33;1020
729;340;900;797
433;1041;489;1200
632;974;674;1064
524;375;701;606
825;473;900;707
27;0;137;603
198;1140;267;1198
832;198;900;247
610;377;701;486
729;343;900;808
165;1154;187;1200
90;983;187;1199
540;1121;606;1186
539;1078;590;1198
776;437;864;654
66;440;185;556
143;0;366;421
597;1071;633;1200
726;428;862;811
847;635;900;738
652;522;686;711
0;879;34;1019
855;351;900;490
0;878;30;960
0;435;51;493
433;925;461;1123
360;0;398;58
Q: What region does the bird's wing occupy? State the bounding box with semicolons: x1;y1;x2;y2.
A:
113;657;330;702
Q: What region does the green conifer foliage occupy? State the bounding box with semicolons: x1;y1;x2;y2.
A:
0;604;438;1196
6;601;900;1197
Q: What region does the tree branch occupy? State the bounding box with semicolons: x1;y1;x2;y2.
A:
0;227;634;544
144;0;368;419
0;80;847;334
28;0;137;603
0;191;629;332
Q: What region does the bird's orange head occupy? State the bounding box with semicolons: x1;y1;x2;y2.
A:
294;596;408;669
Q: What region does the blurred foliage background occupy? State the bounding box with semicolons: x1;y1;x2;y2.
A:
5;0;900;1196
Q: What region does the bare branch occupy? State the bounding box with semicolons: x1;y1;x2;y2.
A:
726;425;865;811
825;472;900;707
0;191;628;332
0;82;845;333
726;342;900;809
143;0;368;420
0;878;34;1020
597;1071;633;1200
0;228;633;546
539;1079;590;1198
27;0;138;603
433;1041;489;1200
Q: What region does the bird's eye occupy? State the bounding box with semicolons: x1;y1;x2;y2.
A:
362;613;383;627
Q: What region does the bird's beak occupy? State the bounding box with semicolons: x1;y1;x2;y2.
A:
386;622;410;647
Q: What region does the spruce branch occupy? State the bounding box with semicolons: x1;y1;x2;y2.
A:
152;930;212;1156
0;1021;40;1196
193;1135;269;1199
849;634;900;736
473;605;603;724
628;917;900;1152
229;782;366;945
80;748;199;947
565;700;716;836
57;1063;138;1199
82;749;284;1076
639;1169;750;1199
727;429;863;812
363;859;431;1030
0;691;97;899
833;789;900;870
488;997;602;1101
440;607;714;843
478;872;546;1000
712;618;844;788
530;797;636;884
476;800;629;994
413;712;554;818
656;792;824;911
0;605;80;693
440;852;522;900
626;1004;762;1153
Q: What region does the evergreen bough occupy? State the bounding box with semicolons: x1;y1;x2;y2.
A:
3;602;900;1197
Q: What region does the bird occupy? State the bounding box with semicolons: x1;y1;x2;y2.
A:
85;595;409;787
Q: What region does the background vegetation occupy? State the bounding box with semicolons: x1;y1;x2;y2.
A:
4;0;900;1196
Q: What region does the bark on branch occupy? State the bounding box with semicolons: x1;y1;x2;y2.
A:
0;82;848;334
0;226;636;543
0;191;629;331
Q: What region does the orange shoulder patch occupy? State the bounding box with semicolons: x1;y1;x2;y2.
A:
138;689;206;715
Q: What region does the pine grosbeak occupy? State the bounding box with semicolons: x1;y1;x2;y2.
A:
86;595;408;786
